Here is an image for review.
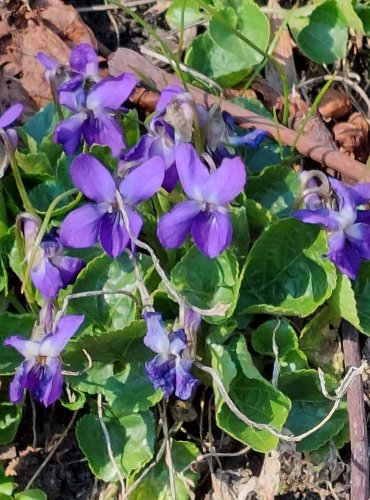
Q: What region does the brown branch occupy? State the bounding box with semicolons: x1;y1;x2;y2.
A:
108;48;368;181
342;321;369;500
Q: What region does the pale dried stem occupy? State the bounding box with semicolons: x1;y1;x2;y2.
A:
97;393;126;496
195;359;367;443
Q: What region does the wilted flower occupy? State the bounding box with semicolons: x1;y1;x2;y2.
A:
60;153;165;258
4;314;84;406
293;177;370;279
54;69;137;156
21;214;84;299
143;311;199;400
157;143;246;258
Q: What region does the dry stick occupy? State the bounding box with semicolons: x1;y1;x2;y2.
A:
97;393;126;497
342;321;369;500
108;48;368;181
25;411;77;490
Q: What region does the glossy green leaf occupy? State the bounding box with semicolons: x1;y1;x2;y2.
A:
171;247;239;324
238;219;337;316
76;410;155;481
209;4;269;67
328;265;370;334
247;166;300;218
0;402;22;444
252;318;298;356
289;1;348;64
15;151;52;178
166;0;203;28
104;362;162;416
279;370;347;452
64;253;148;329
210;337;291;452
185;32;251;87
129;440;199;500
15;490;47;500
22;103;58;145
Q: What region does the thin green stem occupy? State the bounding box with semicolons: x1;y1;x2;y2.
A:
290;78;334;152
0;131;37;216
112;1;189;90
177;0;186;57
21;188;78;294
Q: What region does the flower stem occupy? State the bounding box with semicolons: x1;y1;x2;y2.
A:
0;130;37;216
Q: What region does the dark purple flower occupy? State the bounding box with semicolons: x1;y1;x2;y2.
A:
60;153;165;258
4;314;84;406
0;103;23;150
143;311;199;400
120;117;178;191
21;214;84;299
157;144;246;258
293;177;370;279
54;71;137;156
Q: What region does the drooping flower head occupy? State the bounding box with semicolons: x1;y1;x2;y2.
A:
4;314;84;406
158;143;246;258
293;177;370;279
60;154;165;258
20;214;84;299
143;311;199;400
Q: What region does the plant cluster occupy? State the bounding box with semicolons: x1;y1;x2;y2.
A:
0;38;369;497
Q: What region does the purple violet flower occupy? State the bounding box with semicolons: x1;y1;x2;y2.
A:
0;103;23;150
157;143;246;258
60;153;165;258
120;117;178;191
21;214;84;299
4;314;84;406
143;311;199;400
293;177;370;279
53;69;137;156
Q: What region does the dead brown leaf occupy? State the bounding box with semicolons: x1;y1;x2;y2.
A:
333;112;369;162
318;88;352;121
0;0;97;109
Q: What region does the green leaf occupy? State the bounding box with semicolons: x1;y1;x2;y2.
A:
252;318;298;356
299;306;343;375
336;0;363;32
28;181;76;214
76;410;155;481
171;247;239;324
0;314;35;374
328;265;370;334
185;32;250;87
15;151;52;178
210;337;291;452
166;0;203;28
122;109;140;148
209;4;269;67
289;1;348;64
15;490;47;500
129;440;199;500
65;253;148;329
22;103;58;145
279;370;347;452
247;166;300;218
0;466;13;496
104;363;162;416
238;219;337;316
231;96;272;119
0;402;22;444
356;4;370;35
242;138;288;175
